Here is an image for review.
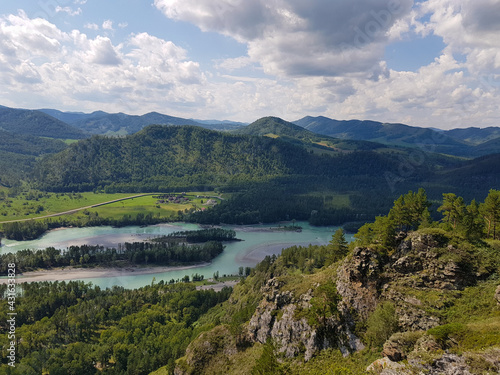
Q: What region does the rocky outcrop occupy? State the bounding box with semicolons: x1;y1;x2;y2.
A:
391;233;473;291
246;277;364;361
428;354;472;375
336;247;382;321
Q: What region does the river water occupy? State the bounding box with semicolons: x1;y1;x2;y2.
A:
1;222;351;289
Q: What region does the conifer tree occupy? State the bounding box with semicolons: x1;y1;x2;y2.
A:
328;228;349;261
480;189;500;239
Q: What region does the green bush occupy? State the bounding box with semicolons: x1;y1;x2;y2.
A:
364;301;399;347
427;323;467;346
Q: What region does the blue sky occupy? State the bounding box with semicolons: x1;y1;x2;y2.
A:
1;0;500;129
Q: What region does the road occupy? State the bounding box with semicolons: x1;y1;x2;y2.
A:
0;193;153;224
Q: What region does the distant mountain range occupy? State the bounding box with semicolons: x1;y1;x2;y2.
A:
38;108;244;134
292;116;500;157
1;104;498;155
1;105;500;188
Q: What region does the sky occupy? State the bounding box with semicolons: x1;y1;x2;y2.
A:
1;0;500;129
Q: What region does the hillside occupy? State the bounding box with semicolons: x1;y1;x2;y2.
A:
237;116;391;153
39;108;222;135
0;106;87;139
174;191;500;375
0;128;69;187
32;121;500;226
237;116;315;138
293;116;485;157
34;124;404;193
445;126;500;145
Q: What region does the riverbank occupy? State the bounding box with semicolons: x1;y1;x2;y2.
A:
0;263;210;284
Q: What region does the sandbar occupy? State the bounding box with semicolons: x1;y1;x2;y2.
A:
0;263;210;284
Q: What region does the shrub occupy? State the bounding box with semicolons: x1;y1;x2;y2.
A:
364;301;399;347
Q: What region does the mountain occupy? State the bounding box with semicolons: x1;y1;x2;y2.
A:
37;109;204;135
238;116;315;138
236;116;390;153
0;106;88;139
35;124;402;191
174;224;500;374
471;138;500;157
192;119;247;131
293;116;475;156
0;131;68;187
0;106;82;186
445;126;500;145
39;108;243;134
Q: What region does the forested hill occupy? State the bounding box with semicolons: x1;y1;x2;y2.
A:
34;124;402;193
292;115;476;156
0;106;87;139
237;116;316;138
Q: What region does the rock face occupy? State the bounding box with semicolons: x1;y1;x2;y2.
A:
247;234;478;361
428;354;472;375
246;277;364;361
336;247;382;321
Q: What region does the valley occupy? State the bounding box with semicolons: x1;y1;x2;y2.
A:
0;104;499;374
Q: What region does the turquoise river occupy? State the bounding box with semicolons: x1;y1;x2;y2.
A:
0;222;351;289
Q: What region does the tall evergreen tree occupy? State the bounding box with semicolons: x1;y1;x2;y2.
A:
480;189;500;239
328;228;349;261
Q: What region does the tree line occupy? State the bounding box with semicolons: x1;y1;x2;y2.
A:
0;240;224;272
355;188;500;249
152;228;237;243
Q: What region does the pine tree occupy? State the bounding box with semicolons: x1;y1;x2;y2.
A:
480;189;500;239
328;228;349;261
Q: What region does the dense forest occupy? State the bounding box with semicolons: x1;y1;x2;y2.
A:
1;212;165;241
0;281;232;374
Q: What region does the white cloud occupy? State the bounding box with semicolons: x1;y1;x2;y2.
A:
84;23;99;30
102;20;113;30
0;13;206;114
215;56;253;71
55;6;82;16
2;3;500;129
154;0;414;77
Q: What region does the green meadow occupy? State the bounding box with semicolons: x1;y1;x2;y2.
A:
0;191;221;222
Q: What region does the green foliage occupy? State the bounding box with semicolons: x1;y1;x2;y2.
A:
0;281;232;374
0;107;87;139
364;302;399;348
251;340;285;375
154;228;237;243
480;189;500;239
288;348;379;375
388;188;432;232
308;280;340;326
0;241;224;272
328;228;349;261
427;323;467;346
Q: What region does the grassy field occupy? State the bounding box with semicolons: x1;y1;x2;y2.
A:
86;193;219;220
0;191;221;222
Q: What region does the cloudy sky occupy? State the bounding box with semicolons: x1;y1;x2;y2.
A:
1;0;500;128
